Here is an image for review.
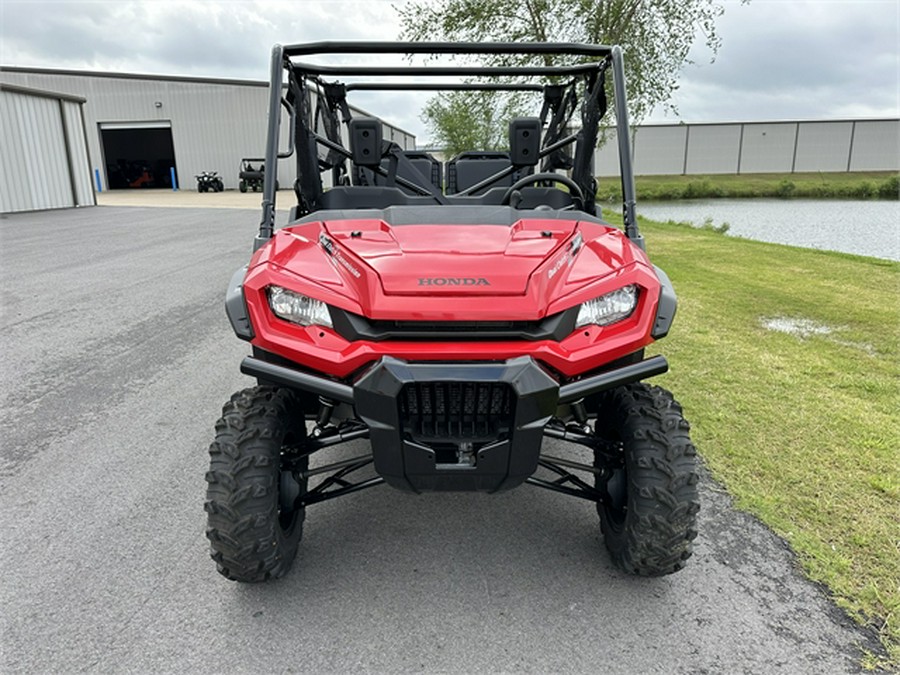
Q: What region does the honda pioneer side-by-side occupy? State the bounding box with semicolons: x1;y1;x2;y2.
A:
205;42;700;582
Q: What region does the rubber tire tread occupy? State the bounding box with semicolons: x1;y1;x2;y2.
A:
205;386;306;582
596;383;699;576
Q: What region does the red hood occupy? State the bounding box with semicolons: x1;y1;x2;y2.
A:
250;215;651;321
321;218;577;296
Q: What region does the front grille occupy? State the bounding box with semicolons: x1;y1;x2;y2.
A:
329;306;580;342
399;381;514;443
372;320;534;333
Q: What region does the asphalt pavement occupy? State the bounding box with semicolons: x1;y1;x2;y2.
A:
0;203;882;673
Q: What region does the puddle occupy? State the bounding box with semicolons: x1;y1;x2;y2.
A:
760;316;877;356
760;317;833;338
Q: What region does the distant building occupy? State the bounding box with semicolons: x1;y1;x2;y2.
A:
1;83;94;213
0;66;415;209
3;64;895;214
596;119;900;176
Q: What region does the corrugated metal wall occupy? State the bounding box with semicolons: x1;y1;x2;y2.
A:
849;120;900;171
685;125;742;174
633;125;686;175
739;122;796;173
794;121;852;172
0;68;416;192
1;86;94;213
597;119;900;176
61;100;95;204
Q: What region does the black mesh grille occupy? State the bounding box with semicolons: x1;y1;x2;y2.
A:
372;320;534;333
399;382;514;442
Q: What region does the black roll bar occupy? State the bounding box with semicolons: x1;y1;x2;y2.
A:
345;82;544;92
281;41;614;58
257;44;284;250
255;41;643;248
292;63;602;78
611;46;641;248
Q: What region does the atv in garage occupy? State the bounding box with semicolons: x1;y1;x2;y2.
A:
206;41;699;582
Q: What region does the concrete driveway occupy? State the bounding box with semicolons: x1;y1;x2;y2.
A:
0;203;881;673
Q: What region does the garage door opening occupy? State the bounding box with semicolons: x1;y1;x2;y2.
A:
100;122;177;189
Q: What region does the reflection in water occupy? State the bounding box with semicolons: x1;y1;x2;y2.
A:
634;199;900;261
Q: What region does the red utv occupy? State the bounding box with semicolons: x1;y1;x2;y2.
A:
206;42;699;582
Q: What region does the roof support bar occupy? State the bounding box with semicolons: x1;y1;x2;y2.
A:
257;44;284;249
612;46;642;248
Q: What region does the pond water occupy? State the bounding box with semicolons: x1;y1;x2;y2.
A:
633;199;900;261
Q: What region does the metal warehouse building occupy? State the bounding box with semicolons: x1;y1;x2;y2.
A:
1;84;95;213
596;118;900;176
0;66;416;208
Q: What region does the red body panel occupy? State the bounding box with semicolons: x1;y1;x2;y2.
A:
243;216;661;379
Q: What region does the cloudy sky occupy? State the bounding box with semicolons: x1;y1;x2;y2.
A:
1;0;897;141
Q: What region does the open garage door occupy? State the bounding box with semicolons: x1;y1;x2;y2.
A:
100;121;177;189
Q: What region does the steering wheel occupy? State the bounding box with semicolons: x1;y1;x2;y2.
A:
500;172;586;210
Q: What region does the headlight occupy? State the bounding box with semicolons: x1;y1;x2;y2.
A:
267;286;332;328
575;285;638;328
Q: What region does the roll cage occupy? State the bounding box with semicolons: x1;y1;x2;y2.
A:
255;42;640;250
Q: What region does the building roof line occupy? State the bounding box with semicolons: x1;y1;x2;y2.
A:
0;65;417;138
1;65;268;88
0;82;87;103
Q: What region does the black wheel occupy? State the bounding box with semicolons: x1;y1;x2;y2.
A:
198;185;207;193
205;386;309;582
239;181;247;193
592;383;699;576
214;179;224;192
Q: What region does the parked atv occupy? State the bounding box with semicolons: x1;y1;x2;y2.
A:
195;171;224;193
206;42;699;583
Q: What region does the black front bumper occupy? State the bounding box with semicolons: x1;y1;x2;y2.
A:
354;356;559;492
240;353;668;493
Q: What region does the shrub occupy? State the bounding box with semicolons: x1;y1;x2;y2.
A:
776;180;796;198
851;181;875;199
878;175;899;200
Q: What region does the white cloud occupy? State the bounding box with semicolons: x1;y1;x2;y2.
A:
652;0;900;122
2;0;898;140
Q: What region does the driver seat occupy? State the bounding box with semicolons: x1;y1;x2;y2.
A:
509;187;575;210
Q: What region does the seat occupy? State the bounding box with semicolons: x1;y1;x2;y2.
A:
356;151;443;195
446;152;514;194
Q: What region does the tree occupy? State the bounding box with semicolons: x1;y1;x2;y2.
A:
399;0;734;147
421;90;537;157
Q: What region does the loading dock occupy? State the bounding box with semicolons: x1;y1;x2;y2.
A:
99;121;177;189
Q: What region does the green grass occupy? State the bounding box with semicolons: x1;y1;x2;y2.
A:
596;171;900;202
608;213;899;667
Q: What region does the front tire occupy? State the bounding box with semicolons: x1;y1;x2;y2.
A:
593;383;699;576
205;386;308;582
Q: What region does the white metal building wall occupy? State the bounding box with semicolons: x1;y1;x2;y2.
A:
594;128;620;178
849;120;900;171
1;86;94;213
632;125;686;175
0;68;416;191
62;100;94;204
596;119;899;176
793;121;853;172
738;122;796;173
685;124;742;174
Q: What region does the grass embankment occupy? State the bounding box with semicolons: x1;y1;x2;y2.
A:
597;171;899;202
615;215;899;667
